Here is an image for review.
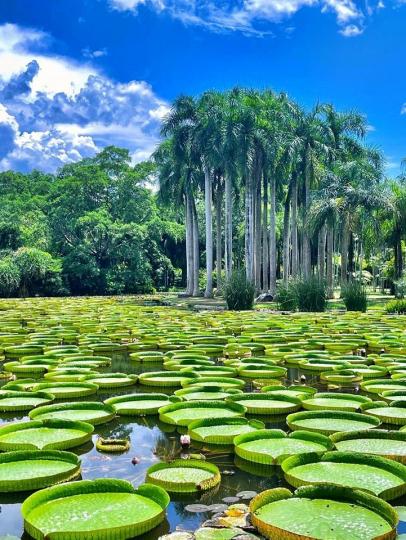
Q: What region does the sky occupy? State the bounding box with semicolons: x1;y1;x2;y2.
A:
0;0;404;175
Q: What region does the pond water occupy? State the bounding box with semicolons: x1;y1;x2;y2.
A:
0;353;326;539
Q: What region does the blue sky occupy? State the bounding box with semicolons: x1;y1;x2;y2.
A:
0;0;404;174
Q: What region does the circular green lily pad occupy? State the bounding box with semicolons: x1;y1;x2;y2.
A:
363;401;406;426
146;459;220;492
238;365;286;379
331;430;406;464
182;377;245;389
0;419;94;451
287;410;380;435
226;393;301;415
298;358;349;372
22;479;170;540
302;393;372;412
29;402;115;425
0;450;81;492
159;400;246;426
32;382;99;399
250;485;397;540
188;418;264;445
352;365;388;378
361;379;406;394
105;393;181;415
282;451;406;500
174;386;242;401
260;385;317;399
138;370;197;387
320;369;362;384
82;373;137;388
234;429;333;465
0;391;54;411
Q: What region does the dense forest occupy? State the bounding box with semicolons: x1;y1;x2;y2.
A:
0;88;405;299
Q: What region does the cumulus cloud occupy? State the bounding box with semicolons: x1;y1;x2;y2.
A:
401;103;406;114
0;23;169;173
109;0;369;36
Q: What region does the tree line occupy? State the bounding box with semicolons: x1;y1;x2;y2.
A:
154;88;406;298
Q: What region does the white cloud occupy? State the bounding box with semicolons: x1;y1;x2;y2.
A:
0;23;168;172
109;0;367;35
339;23;364;35
401;103;406;114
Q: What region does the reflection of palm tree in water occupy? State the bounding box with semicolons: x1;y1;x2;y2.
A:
152;434;181;461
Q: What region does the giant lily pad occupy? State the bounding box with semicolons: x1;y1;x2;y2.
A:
226;393;301;415
22;479;170;540
238;365;286;379
0;419;94;450
188;417;264;445
81;373;137;388
0;450;81;492
138;370;197;387
249;485;397;540
362;401;406;426
331;430;406;464
302;392;372;412
260;385;317;399
234;429;333;465
105;393;181;415
174;386;242;401
158;400;246;426
361;378;406;394
182;377;245;389
0;391;54;411
146;459;220;492
287;410;380;435
282;451;406;500
32;381;99;399
29;402;115;425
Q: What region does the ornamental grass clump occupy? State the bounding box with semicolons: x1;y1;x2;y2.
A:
295;275;327;312
386;299;406;314
276;283;297;311
224;269;255;311
341;280;368;312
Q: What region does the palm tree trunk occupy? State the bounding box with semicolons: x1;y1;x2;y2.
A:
215;184;223;292
262;173;269;291
192;195;200;296
291;175;299;278
341;214;350;288
303;166;311;278
318;224;326;280
224;173;233;279
254;175;262;291
185;192;194;295
245;174;254;282
326;224;334;298
204;165;213;298
283;185;291;284
269;174;277;296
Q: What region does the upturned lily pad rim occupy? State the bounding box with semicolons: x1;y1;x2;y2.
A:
29;401;116;425
146;459;220;492
302;392;372;412
182;376;245;389
104;393;181;415
138;370;197;386
226;393;301;415
361;378;406;393
330;429;406;463
0;449;81;492
22;479;170;540
281;450;406;500
249;484;398;540
31;381;99;398
174;386;243;398
261;385;317;397
287;409;381;434
234;429;333;465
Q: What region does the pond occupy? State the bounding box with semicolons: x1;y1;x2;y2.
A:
0;296;405;539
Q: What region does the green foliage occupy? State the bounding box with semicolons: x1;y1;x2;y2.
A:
294;276;327;312
0;257;20;297
276;282;298;311
224;269;255;310
341;280;368;312
394;277;406;298
386;299;406;314
14;247;65;297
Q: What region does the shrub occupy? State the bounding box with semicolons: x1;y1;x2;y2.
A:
295;275;327;312
394;278;406;299
0;257;20;297
386;299;406;314
224;269;255;311
341;280;368;312
276;283;298;311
